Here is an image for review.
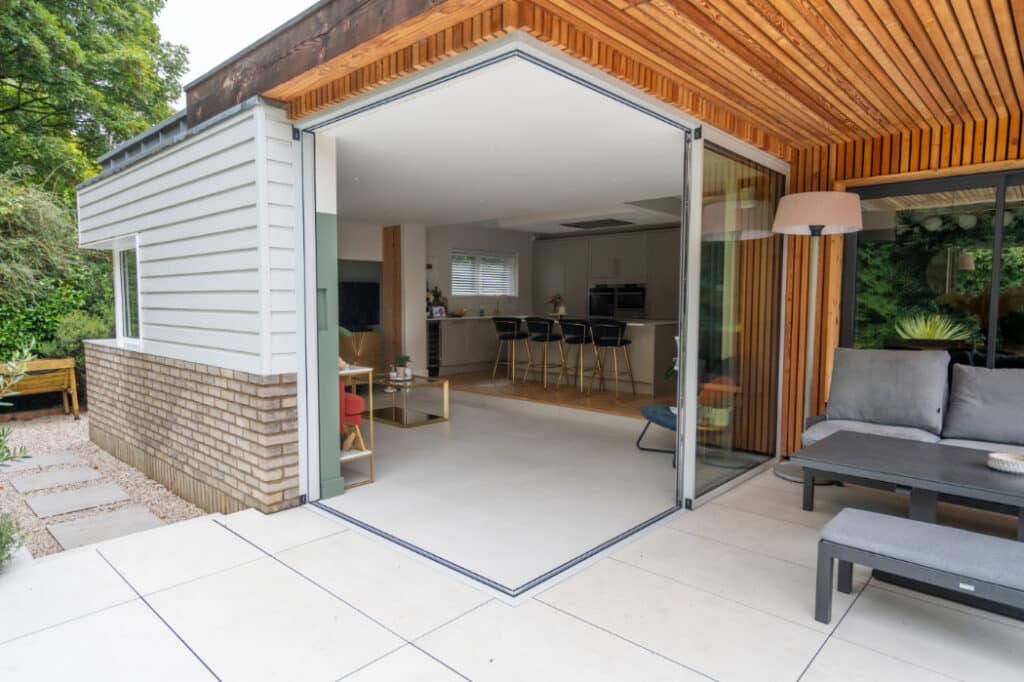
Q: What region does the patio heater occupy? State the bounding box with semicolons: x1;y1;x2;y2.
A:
771;191;863;482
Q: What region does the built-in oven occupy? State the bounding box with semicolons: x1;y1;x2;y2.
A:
615;284;646;319
588;285;615;317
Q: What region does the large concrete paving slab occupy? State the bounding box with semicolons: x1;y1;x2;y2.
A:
48;506;164;549
1;452;81;473
10;466;102;493
26;484;129;518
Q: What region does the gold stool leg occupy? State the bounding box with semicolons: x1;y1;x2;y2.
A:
492;340;504;382
613;346;620;399
622;344;637;396
556;340;567;388
577;344;585;392
510;339;516;384
542;343;548;388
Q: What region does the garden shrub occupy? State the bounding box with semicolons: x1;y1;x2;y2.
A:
0;514;21;568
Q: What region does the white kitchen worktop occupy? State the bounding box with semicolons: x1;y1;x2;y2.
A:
430;315;677;326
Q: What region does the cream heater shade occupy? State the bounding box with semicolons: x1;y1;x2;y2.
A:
772;191;863;236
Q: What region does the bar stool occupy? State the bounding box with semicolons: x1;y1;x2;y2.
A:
491;317;531;384
589;319;636;398
560;318;597;393
524;317;566;388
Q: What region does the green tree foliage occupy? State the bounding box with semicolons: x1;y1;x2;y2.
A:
0;0;188;200
0;172;113;378
855;208;1024;350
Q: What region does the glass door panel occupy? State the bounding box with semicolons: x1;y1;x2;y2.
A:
856;188;997;364
694;145;784;498
996;180;1024;366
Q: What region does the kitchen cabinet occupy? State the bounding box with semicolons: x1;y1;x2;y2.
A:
646;229;682;319
437;318;498;374
588;232;648;283
533;239;589;316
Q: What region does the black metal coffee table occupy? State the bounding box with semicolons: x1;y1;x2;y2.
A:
792;431;1024;541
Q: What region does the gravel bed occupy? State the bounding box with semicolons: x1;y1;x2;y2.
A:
1;413;203;557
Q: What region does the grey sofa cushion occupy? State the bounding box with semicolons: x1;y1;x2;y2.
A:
942;365;1024;445
802;419;940;448
940;439;1024;456
826;348;949;434
822;508;1024;591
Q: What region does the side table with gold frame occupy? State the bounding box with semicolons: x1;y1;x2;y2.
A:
339;365;375;488
374;375;449;428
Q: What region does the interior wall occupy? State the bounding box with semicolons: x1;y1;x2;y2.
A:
426;225;534;315
338;222;383;261
781;115;1024;455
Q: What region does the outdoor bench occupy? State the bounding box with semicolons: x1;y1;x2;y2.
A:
9;358;79;419
815;508;1024;624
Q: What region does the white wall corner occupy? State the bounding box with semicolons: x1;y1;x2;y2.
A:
254;104;273;375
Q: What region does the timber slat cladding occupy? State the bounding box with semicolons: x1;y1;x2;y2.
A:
250;0;1024;162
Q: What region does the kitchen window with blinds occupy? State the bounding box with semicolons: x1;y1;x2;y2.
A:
450;250;518;297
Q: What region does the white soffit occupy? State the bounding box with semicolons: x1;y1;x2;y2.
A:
320;56;686;229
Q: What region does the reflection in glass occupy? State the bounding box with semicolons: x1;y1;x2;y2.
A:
997;184;1024;366
855;189;996;364
695;146;784;497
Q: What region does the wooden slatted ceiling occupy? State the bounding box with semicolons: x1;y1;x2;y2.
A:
248;0;1024;161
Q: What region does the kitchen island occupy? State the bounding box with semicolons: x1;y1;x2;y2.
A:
428;316;678;396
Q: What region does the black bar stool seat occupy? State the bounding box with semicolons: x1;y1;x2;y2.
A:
491;317;532;383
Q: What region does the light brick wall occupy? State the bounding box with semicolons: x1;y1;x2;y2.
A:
84;342;300;513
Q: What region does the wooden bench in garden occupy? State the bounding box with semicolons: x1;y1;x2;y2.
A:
13;358;79;419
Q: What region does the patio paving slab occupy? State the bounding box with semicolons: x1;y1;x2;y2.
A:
10;465;101;493
344;645;465;681
0;600;215;681
48;505;163;549
25;483;129;518
0;549;136;643
0;451;80;473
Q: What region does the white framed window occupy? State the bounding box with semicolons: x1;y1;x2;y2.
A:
116;247;140;339
450;250;518;297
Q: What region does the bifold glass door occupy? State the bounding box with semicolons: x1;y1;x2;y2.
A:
683;144;786;502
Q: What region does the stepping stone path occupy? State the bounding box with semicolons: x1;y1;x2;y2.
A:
10;466;102;494
6;451;168;551
26;484;130;518
2;452;81;472
48;506;163;549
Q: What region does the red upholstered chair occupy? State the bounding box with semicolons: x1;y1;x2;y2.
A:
339;383;366;451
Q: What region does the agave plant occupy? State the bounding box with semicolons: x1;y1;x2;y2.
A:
894;314;972;341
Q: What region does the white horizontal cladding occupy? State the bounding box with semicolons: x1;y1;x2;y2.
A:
76;102;301;375
260;106;299;376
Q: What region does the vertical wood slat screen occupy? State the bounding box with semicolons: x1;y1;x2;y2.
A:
703;145;785;455
780;114;1024;455
382;226;402;367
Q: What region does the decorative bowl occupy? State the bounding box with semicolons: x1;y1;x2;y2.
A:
448;309;467;318
987;452;1024;475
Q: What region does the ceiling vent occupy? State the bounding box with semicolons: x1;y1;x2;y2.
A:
559;218;635;229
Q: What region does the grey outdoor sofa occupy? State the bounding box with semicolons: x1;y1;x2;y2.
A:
815;508;1024;624
802;347;1024;457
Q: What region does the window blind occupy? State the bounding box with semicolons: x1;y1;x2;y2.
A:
450;250;517;297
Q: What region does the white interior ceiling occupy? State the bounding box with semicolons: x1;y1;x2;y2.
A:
319;57;686;233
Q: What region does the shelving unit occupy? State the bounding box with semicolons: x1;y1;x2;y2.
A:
338;365;375;489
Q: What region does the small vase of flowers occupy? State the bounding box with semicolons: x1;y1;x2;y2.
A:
546;293;565;315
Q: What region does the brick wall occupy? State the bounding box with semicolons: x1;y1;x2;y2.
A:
84;342;300;513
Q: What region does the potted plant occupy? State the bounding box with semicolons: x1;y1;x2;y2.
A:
0;348;31;570
885;313;974;351
397;354;411;379
545;293;566;315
